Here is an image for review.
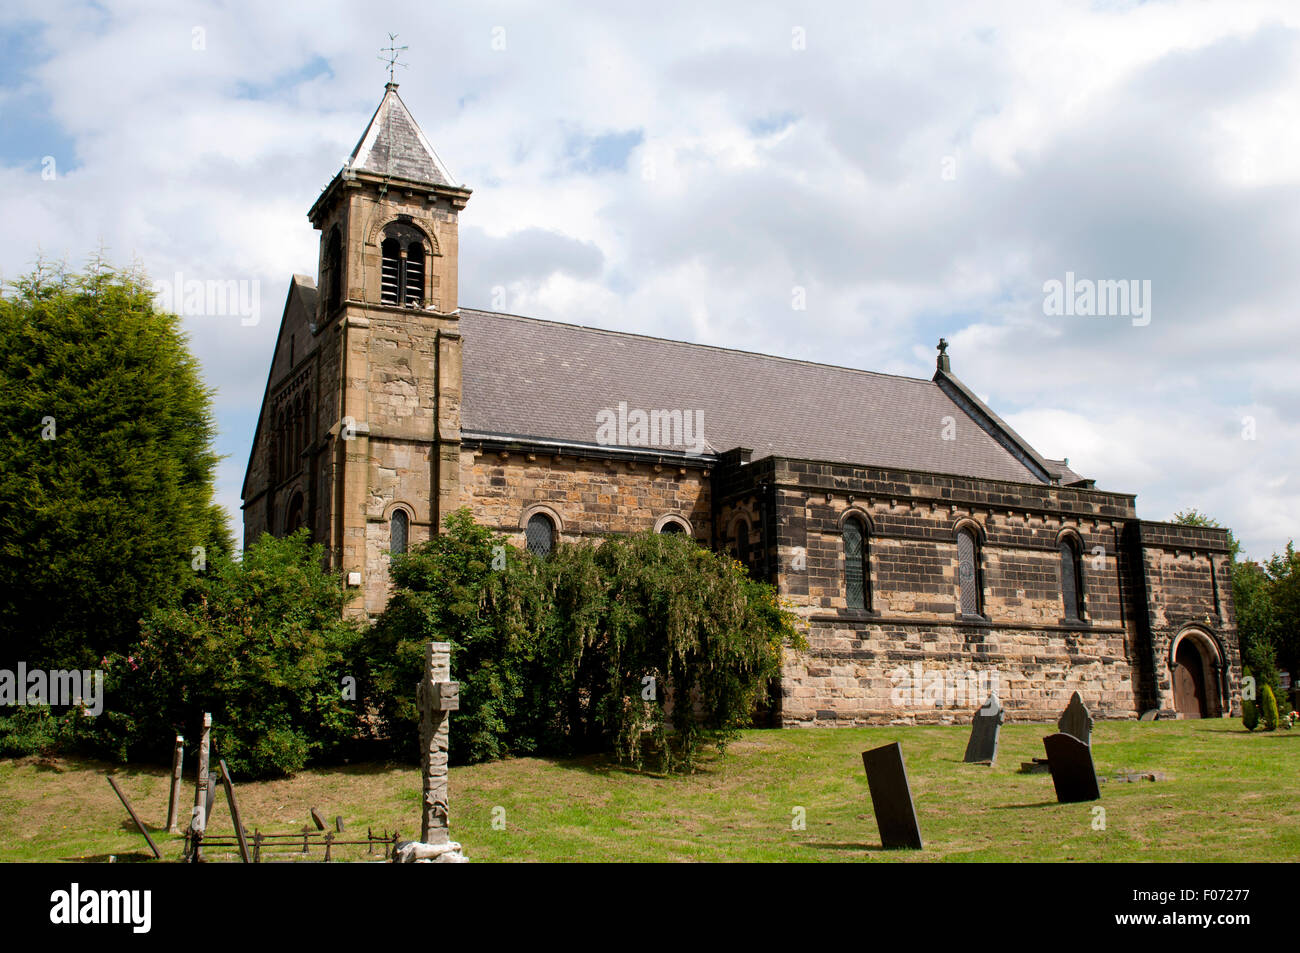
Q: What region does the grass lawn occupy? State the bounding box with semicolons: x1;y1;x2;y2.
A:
1;719;1297;862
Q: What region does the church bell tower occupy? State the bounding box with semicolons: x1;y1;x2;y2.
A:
307;82;472;616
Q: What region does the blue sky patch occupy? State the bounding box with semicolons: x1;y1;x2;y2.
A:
0;22;79;172
563;128;643;174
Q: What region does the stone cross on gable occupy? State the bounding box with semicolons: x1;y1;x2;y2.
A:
416;641;459;844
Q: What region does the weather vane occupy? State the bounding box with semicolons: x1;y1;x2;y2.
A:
379;33;409;84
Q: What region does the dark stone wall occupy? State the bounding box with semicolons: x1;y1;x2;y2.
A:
705;453;1238;726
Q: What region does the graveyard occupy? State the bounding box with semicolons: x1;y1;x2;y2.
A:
3;717;1296;863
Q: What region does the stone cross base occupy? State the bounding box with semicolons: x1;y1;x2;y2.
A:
393;840;469;864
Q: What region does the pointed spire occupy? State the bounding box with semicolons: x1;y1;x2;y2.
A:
346;85;458;188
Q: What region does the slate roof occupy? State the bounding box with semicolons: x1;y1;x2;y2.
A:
347;83;458;187
458;309;1057;485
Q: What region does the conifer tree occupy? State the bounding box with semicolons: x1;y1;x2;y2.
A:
0;259;229;670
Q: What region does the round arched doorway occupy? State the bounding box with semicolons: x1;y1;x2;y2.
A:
1170;629;1222;719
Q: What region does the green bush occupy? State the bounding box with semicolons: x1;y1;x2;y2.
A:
0;704;97;756
1260;683;1279;731
1242;697;1259;731
576;530;802;771
99;529;364;777
1241;667;1259;730
363;509;540;765
361;508;805;772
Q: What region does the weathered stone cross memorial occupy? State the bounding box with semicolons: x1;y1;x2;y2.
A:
396;641;468;862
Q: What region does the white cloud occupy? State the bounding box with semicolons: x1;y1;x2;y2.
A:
2;0;1299;560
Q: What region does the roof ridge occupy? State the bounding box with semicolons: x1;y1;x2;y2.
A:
459;307;936;386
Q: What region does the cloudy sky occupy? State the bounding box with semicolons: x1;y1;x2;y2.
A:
2;0;1297;560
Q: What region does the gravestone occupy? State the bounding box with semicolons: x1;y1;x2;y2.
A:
1138;710;1158;722
1058;692;1094;745
1042;732;1100;803
861;742;923;850
962;694;1004;764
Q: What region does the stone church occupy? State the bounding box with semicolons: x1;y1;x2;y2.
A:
242;83;1241;726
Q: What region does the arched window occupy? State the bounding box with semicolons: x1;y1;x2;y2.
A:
325;227;342;313
391;509;409;556
277;409;288;479
733;519;751;571
269;424;280;485
957;527;982;617
525;512;555;558
843;517;868;611
285;492;304;535
380;223;425;307
301;389;311;457
660;512;691;535
1060;536;1084;620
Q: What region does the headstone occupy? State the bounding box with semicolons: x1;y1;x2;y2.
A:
861;742;923;850
962;694;1004;764
310;808;327;831
1043;733;1100;803
1138;709;1158;722
1058;691;1094;745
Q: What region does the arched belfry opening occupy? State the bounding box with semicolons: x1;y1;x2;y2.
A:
380;222;426;307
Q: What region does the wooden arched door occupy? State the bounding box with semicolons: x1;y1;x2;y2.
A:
1173;639;1208;718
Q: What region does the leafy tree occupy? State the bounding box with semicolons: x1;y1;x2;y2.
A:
101;530;363;776
1262;543;1300;705
1171;510;1283;702
362;509;805;772
1231;560;1281;700
363;509;540;765
578;531;801;771
1172;509;1241;562
0;259;228;671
